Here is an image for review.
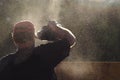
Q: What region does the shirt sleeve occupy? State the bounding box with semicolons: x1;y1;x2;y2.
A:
34;39;70;68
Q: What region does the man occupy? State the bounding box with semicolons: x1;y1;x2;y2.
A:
0;20;76;80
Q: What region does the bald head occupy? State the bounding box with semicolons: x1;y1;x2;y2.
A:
13;21;35;48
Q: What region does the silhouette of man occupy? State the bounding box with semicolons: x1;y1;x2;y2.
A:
0;20;76;80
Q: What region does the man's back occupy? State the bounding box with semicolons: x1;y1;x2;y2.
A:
11;54;56;80
0;39;70;80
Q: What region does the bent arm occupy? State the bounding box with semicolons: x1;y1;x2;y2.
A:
47;21;76;48
34;39;70;67
36;21;76;67
51;23;76;48
37;21;76;48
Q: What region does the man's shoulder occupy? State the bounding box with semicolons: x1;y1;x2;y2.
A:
0;53;15;61
0;53;15;72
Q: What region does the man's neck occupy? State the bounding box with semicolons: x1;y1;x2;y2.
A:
14;47;34;64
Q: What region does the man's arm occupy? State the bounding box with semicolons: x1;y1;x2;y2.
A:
34;39;70;67
47;21;76;48
37;21;76;48
36;21;76;67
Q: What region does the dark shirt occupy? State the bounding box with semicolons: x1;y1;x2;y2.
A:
0;39;70;80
